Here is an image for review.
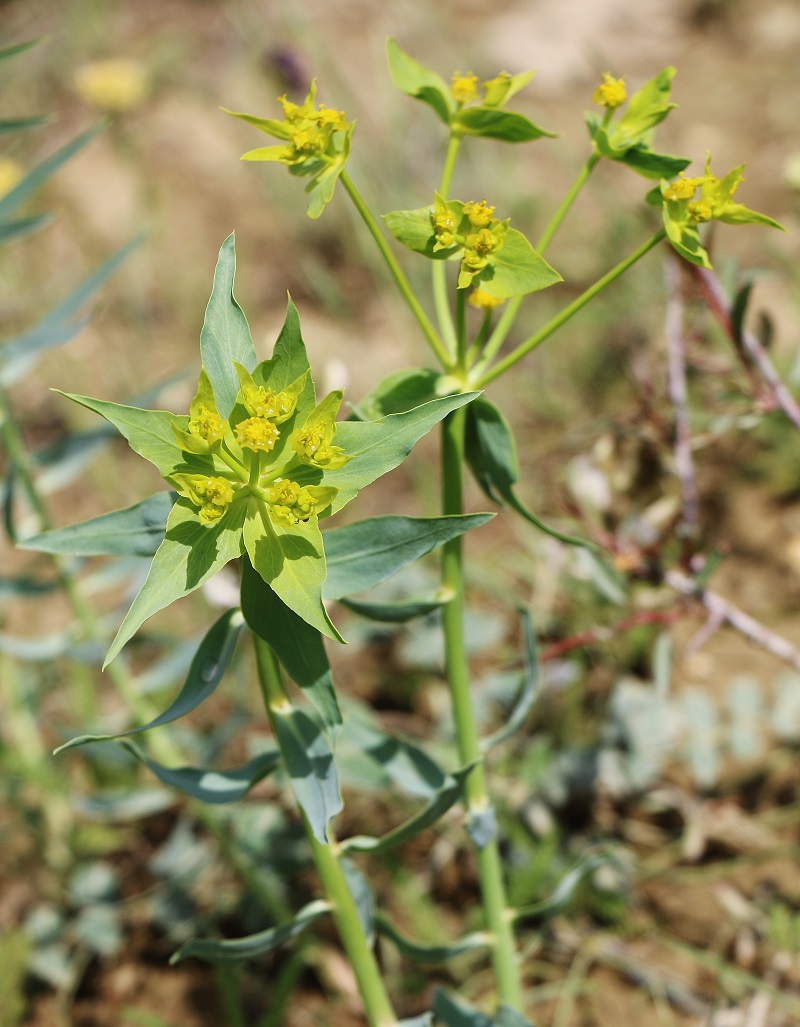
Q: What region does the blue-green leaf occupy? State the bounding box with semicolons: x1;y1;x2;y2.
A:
432;991;493;1027
376;913;489;964
0;124;103;224
0;114;50;135
240;559;341;733
514;852;608;922
0;237;142;385
272;704;342;844
465;398;592;549
342;708;447;799
342;764;472;854
117;740;280;804
0;213;51;244
342;859;375;944
55;609;244;754
340;591;447;623
21;492;174;558
323;514;492;600
170;899;330;964
351;368;439;419
199;234;257;419
481;609;539;750
105;498;247;666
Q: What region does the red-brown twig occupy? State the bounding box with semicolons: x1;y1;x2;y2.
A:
540;608;683;662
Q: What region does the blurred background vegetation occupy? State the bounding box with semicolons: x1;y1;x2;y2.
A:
3;0;800;1024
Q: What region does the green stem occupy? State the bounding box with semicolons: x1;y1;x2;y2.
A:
466;309;492;367
475;228;666;387
432;133;463;359
254;636;398;1027
477;151;602;372
340;170;450;368
441;408;524;1011
454;286;467;370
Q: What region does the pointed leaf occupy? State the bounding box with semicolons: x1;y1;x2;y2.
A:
618;147;690;180
342;859;375;943
455;107;556;142
327;392;479;511
382;205;455;261
240;559;341;732
58;393;190;478
376;913;489;964
0;39;43;63
342;709;446;798
514;851;608;922
386;38;453;125
271;296;312;390
341;591;447;623
481;608;539;750
0;124;103;224
474;228;561;299
0;114;50;134
1;237;142;384
342;764;472;854
243;500;341;643
116;740;280;804
0;213;52;244
105;498;247;665
21;492;174;558
351;368;439;419
432;991;493;1027
465;399;593;548
55;610;244;754
272;704;343;843
324;514;492;600
199;234;257;418
171;899;330;964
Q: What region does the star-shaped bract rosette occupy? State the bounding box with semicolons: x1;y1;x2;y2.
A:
60;236;476;666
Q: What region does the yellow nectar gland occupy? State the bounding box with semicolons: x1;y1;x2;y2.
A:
465;228;498;260
291;124;324;154
235;416;281;452
317;105;348;131
242;384;296;422
687;199;713;224
469;289;505;310
451;71;479;105
592;72;627;109
663;174;701;201
463;200;496;228
189;404;228;445
268;480;318;525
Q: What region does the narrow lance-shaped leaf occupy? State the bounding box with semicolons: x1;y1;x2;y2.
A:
116;740;281;805
342;707;447;798
0;236;143;386
199;233;257;418
342;764;472;854
465;398;593;549
272;704;343;844
171;899;331;964
55;609;244;754
0;123;103;224
481;608;539;751
340;591;448;623
21;491;175;558
375;913;489;964
240;559;341;733
324;513;493;600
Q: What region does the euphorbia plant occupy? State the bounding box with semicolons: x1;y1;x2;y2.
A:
25;39;785;1027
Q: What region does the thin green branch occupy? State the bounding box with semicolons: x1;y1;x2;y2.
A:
432;133;463;359
441;408;524;1011
340;170;450;368
253;636;398;1027
475;228;667;386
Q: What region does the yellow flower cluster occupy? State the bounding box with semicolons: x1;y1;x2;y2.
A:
188;404;228;446
268;480;320;525
450;71;479;105
277;89;350;165
592;72;627;109
73;59;148;112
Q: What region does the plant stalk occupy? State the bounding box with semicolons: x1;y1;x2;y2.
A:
431;133;463;359
440;407;524;1010
475;228;666;386
253;635;398;1027
340;171;450;368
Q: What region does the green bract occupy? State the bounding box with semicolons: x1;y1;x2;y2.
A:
585;67;691;180
60;235;478;664
384;193;561;297
386;38;556;143
224;81;354;219
660;154;786;268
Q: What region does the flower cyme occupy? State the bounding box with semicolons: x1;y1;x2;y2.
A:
451;71;479;105
593;72;626;109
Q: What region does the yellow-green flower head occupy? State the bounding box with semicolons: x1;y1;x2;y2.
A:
235;415;281;453
242;384;296;422
592;72;627;109
291;392;350;470
268;480;318;525
468;289;505;310
279;93;314;123
316;105;348;131
291;124;325;154
451;70;480;105
463;200;496;228
432;195;460;251
662;173;702;201
463;227;503;269
189;404;228;446
171;474;236;525
687;199;712;224
73;58;148;112
0;157;23;199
